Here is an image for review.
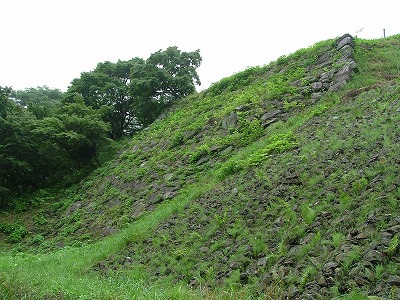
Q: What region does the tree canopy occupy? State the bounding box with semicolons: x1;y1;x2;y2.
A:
10;86;63;119
65;47;202;139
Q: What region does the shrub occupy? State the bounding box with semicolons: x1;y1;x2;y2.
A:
190;144;211;163
0;222;29;243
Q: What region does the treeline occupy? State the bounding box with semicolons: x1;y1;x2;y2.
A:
0;47;201;208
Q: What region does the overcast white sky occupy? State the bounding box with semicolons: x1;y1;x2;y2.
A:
1;0;399;92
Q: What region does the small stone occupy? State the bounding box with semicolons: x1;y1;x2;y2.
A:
316;274;327;287
184;130;197;139
257;257;267;267
335;253;346;263
239;273;249;284
221;146;233;155
221;112;238;129
335;64;354;78
235;104;251;111
388;275;400;286
329;81;346;92
285;285;300;298
262;118;278;128
228;112;238;124
338;283;348;294
339;45;354;60
336;34;355;50
163;189;177;199
290;79;302;87
263;273;274;285
311;92;324;100
207;117;219;126
355;230;372;240
334;267;343;276
260;110;281;121
364;250;382;263
319;71;334;83
324;261;338;270
311;82;323;91
387;225;400;234
163;173;173;181
361;267;375;281
326;276;335;286
354;275;369;286
316;52;331;64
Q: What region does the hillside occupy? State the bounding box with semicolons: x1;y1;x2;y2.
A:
1;34;399;299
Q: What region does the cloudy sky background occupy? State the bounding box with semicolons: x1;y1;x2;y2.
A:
1;0;399;92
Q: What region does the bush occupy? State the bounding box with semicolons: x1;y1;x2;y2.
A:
190;144;211;163
0;222;28;243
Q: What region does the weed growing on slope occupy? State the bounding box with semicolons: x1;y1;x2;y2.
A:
385;235;399;257
331;232;345;248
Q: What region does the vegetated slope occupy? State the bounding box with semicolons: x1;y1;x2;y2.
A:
0;34;399;299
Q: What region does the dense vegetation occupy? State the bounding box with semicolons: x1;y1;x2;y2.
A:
0;34;399;299
0;47;201;207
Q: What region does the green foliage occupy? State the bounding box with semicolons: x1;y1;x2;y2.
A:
219;160;243;179
0;222;28;243
351;177;368;194
247;132;298;166
170;132;185;148
385;235;399;257
249;235;266;257
301;205;316;225
238;119;264;145
0;87;110;207
339;290;369;300
34;96;110;164
283;99;305;110
207;66;261;96
11;86;63;119
374;264;384;280
265;74;297;99
67;47;202;138
299;266;317;288
214;211;228;227
331;232;345;248
190;144;211;163
342;248;361;273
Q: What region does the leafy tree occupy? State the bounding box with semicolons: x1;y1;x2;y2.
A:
0;88;110;208
0;87;44;206
130;47;202;126
11;86;63;119
65;58;144;139
34;93;110;166
65;47;202;139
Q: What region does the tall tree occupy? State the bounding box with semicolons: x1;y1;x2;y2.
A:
65;58;144;139
130;47;202;126
65;47;202;139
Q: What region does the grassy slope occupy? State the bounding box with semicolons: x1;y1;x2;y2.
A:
0;34;399;299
